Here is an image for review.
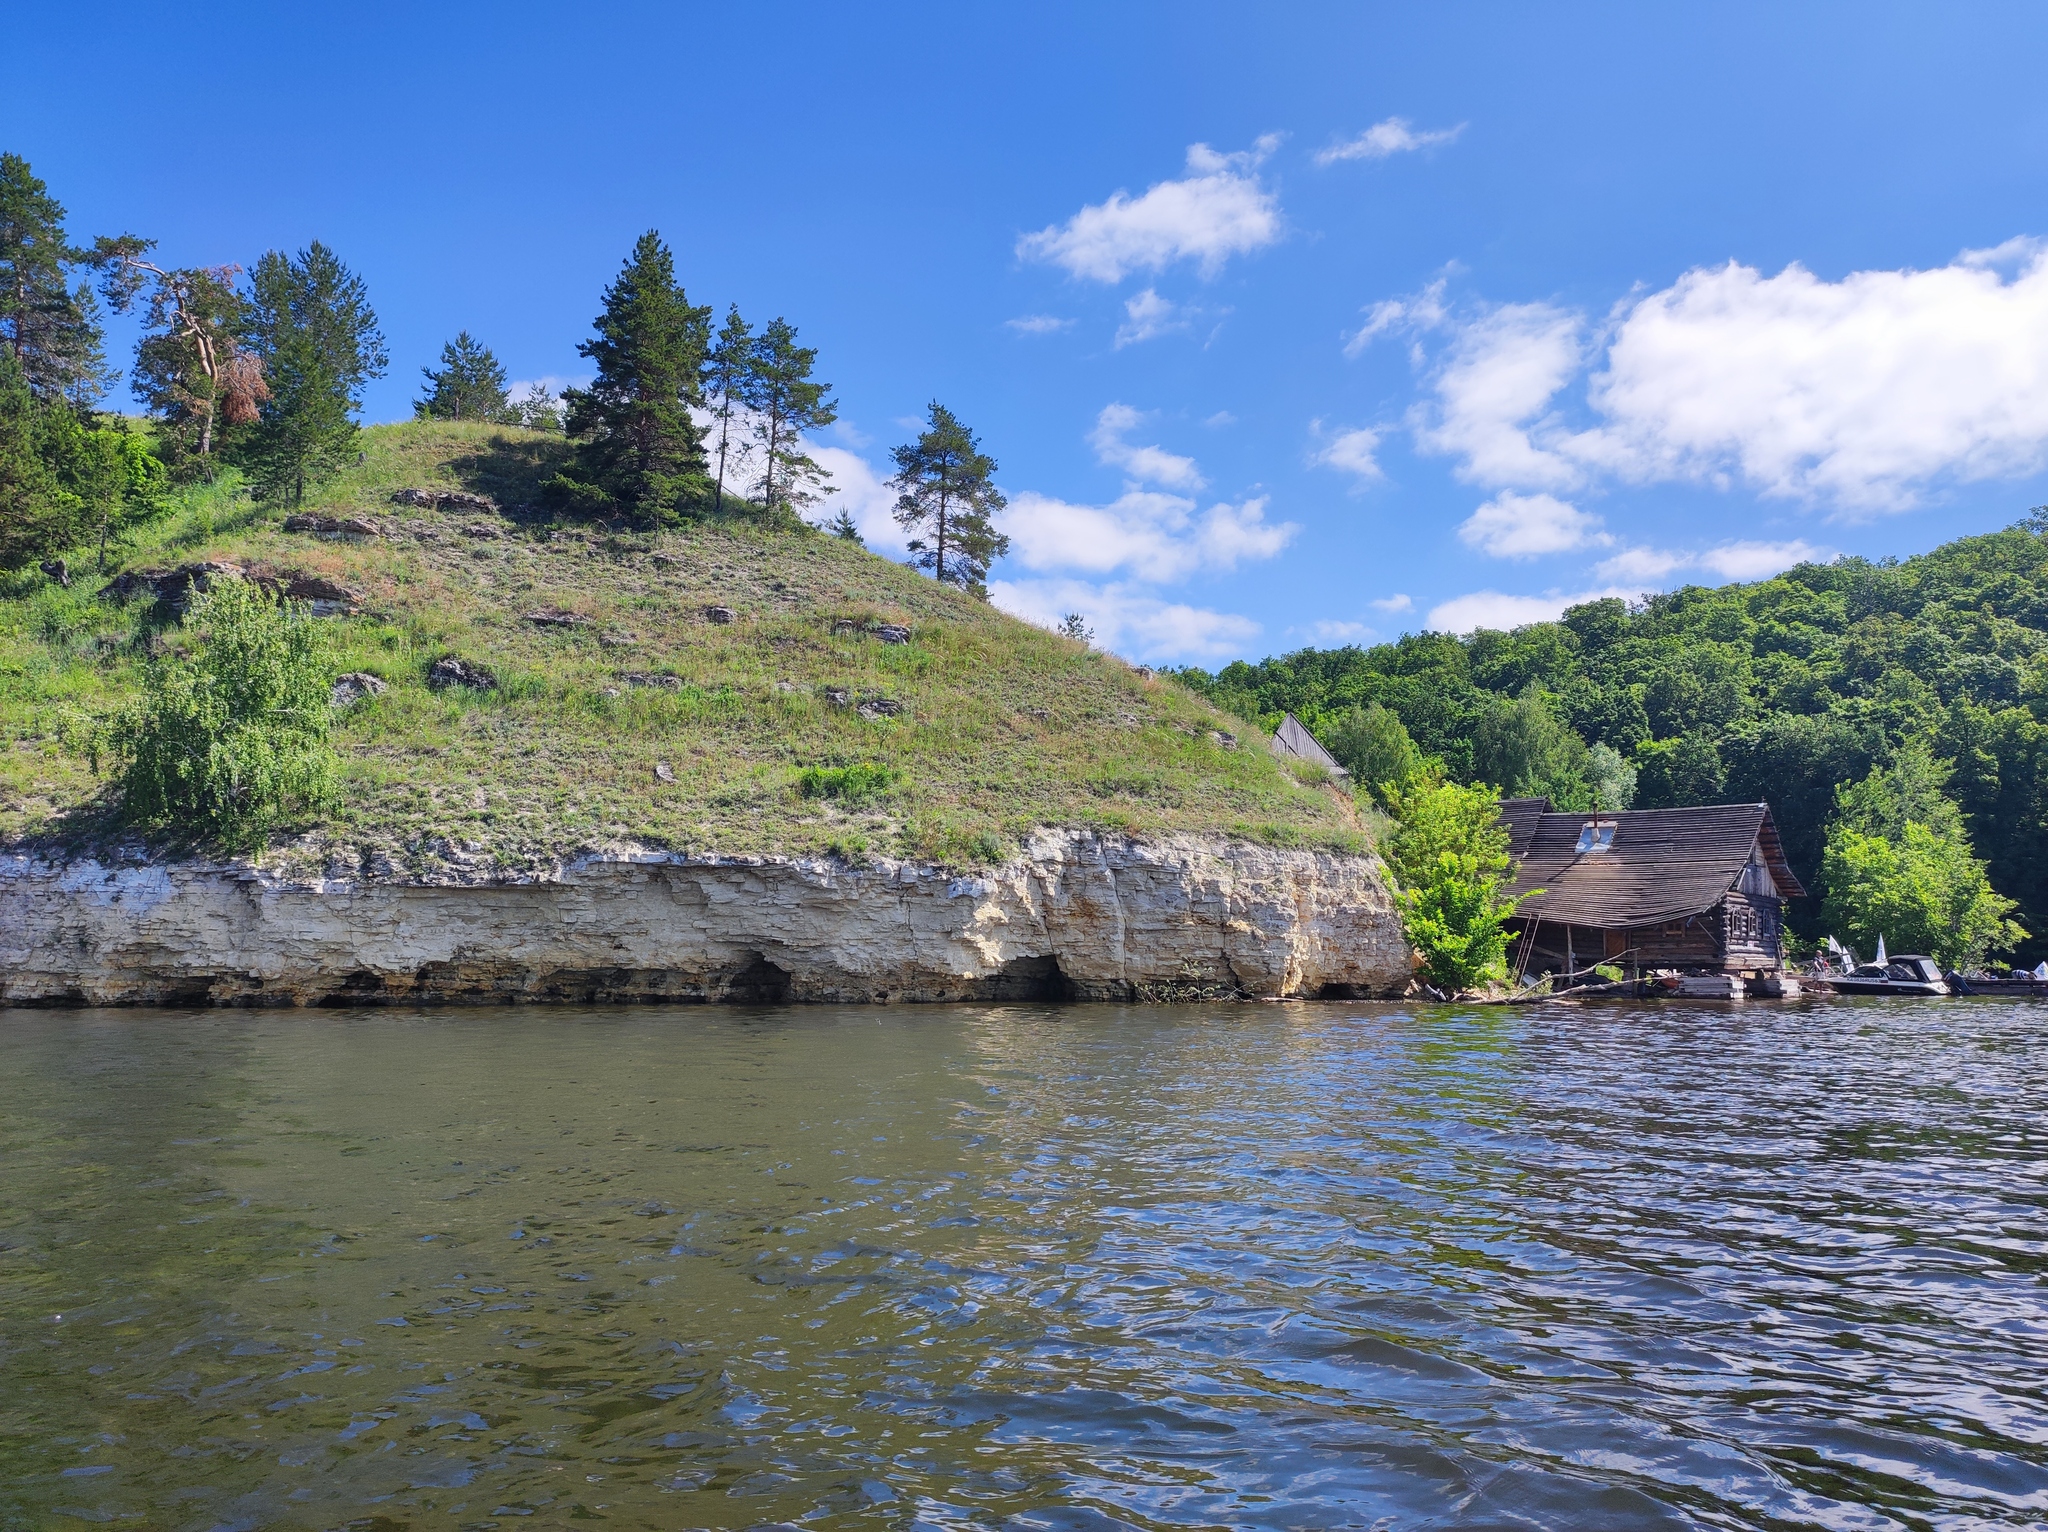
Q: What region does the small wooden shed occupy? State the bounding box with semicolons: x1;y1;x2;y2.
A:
1500;799;1806;977
1268;712;1350;781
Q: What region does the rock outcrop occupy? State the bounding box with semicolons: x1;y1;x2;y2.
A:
0;831;1410;1007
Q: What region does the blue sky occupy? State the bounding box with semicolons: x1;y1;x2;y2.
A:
14;2;2048;662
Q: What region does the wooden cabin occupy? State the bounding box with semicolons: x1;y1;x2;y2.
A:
1500;799;1806;977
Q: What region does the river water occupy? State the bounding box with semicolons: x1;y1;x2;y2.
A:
1;1000;2043;1531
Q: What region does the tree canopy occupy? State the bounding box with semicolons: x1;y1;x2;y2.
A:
549;231;711;525
890;403;1008;598
1176;524;2048;961
0;152;108;404
416;332;513;422
237;242;387;505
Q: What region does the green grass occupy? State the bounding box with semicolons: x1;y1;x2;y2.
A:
0;421;1365;872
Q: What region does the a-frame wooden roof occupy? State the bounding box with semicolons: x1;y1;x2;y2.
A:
1268;712;1350;779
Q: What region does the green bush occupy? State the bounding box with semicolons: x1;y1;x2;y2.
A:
1395;850;1528;994
100;578;337;841
1383;775;1533;993
796;761;897;805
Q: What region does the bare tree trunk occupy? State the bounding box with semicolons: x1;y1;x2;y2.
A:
714;391;730;514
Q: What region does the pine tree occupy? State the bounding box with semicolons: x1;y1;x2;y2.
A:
0;348;85;568
549;231;711;525
236;243;386;506
0;154;109;404
826;508;863;543
91;237;265;472
703;305;753;514
415;331;513;421
744;317;835;520
889;402;1009;597
515;382;561;432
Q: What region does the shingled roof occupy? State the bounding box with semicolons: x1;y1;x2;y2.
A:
1503;802;1806;928
1500;796;1550;859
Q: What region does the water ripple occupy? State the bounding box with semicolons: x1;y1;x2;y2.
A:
0;999;2043;1528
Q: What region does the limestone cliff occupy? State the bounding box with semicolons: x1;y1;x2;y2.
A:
2;830;1410;1007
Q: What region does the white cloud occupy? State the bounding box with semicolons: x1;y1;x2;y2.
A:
1593;538;1831;585
1457;491;1608;558
1310;424;1384;484
1315;117;1466;165
1006;314;1073;334
1371;593;1414;613
1345;277;1450;356
1309;619;1377;644
990;577;1260;663
1002;488;1295;583
828;418;871;448
1203;410;1237;428
1569;246;2048;510
1115;288;1185;347
1407;241;2048;515
1427;539;1834;638
1412;302;1582;489
1427;585;1640;635
1089;403;1205;489
1593;545;1691;583
805;444;909;556
1696;538;1830;580
1017;137;1284;282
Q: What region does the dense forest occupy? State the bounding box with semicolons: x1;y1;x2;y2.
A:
1178;524;2048;961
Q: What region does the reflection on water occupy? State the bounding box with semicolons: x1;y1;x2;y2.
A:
1;1000;2044;1529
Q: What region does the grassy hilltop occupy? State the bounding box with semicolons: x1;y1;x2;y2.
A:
0;422;1360;872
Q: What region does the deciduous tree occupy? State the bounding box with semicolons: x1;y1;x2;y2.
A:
1324;702;1423;807
1381;776;1532;993
1819;742;2024;968
101;577;337;843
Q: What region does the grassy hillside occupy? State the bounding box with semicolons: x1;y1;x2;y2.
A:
0;421;1360;873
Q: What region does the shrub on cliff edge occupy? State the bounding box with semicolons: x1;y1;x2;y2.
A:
100;577;337;841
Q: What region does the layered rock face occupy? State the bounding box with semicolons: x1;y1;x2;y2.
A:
1;831;1409;1007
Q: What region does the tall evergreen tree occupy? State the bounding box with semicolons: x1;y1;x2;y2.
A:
548;231;711;525
91;238;265;472
889;402;1009;597
236;243;386;505
702;305;753;514
0;348;84;568
742;317;835;519
415;331;513;421
0;154;109;404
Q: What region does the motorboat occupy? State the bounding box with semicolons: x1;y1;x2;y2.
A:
1824;954;1949;997
1948;962;2048;997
